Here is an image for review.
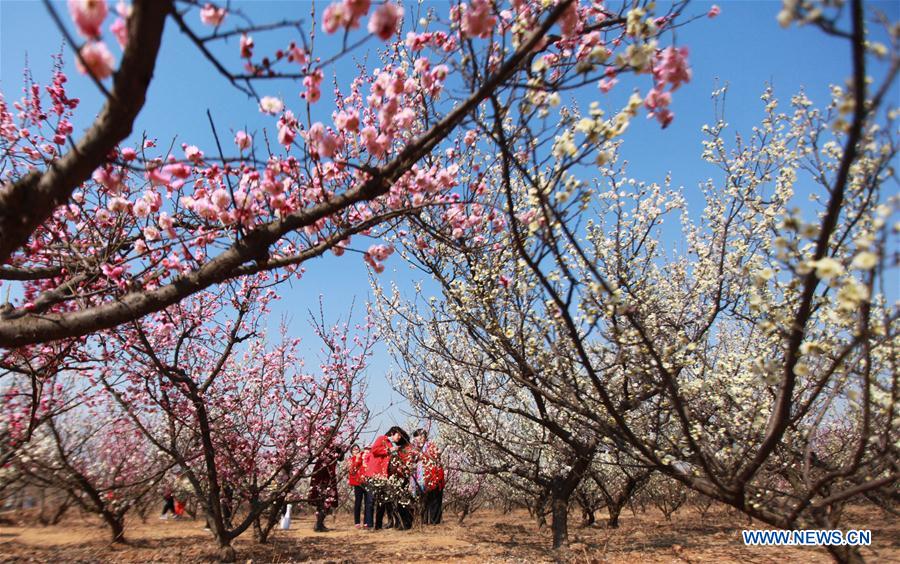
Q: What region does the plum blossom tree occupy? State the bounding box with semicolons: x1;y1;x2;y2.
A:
0;0;693;351
93;277;371;559
376;264;606;546
377;1;896;562
10;383;170;542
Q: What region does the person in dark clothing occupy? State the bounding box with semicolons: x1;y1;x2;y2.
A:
308;434;346;532
160;492;175;519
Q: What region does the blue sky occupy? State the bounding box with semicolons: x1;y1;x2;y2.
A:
1;0;896;439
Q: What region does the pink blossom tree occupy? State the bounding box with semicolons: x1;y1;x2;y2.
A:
10;383;170;543
93;277;370;560
0;0;694;350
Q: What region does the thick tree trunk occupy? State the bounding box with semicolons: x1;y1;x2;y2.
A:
102;512;126;543
253;517;268;544
218;541;237;563
607;502;622;528
550;495;570;549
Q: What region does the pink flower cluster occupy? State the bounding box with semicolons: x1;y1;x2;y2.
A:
200;3;226;26
458;0;496;39
305;122;344;159
645;46;691;128
69;0;107;38
368;2;403;41
68;1;121;79
322;0;370;33
364;244;394;273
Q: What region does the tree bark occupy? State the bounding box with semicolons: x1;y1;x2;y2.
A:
550;494;570;549
102;511;126;544
607;503;622;528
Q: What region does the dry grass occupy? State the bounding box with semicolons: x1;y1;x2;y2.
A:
0;505;896;562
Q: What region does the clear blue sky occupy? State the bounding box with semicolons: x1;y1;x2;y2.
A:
1;0;896;439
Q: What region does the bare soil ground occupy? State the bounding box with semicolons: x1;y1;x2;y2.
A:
0;505;896;563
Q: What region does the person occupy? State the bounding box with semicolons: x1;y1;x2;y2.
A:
160;491;175;520
363;426;404;530
388;429;415;530
347;445;365;528
412;429;445;525
308;434;345;532
280;503;292;530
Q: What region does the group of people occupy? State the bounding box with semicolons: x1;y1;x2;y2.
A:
345;427;445;531
160;427;445;533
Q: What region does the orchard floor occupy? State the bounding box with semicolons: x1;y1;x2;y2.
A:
1;505;897;563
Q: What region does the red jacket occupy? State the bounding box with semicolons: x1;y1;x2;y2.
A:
418;442;445;491
348;453;364;486
363;435;391;478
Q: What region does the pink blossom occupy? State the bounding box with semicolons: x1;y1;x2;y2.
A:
464;130;477;146
302;70;323;103
68;0;108;39
368;2;402;41
259;96;284;115
367;244;394;261
323;2;352;33
132;199;150;218
93;168;122;193
360;126;388;157
393;107;415;130
107;196;130;213
346;0;371;19
598;77;618;93
235;130;252;150
240;34;254;59
653;46;691;91
164;163;191;179
210;188;230;210
559;1;580;39
287;45;308;65
334;110;360;132
184;145;204;163
75;41;115;79
110;17;128;48
142;226;160;241
158;212;174;231
708;5;720;18
460;0;495;39
100;263;126;280
277;123;296;146
306;122;342;159
200;3;226;26
644;87;674;128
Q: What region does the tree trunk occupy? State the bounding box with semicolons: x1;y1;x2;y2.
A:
607;502;622;528
102;512;126;544
582;508;594;527
457;504;470;525
253;516;266;543
218;542;236;563
550;495;569;549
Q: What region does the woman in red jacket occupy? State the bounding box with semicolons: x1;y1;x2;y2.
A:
363;426;405;529
389;435;416;530
347;445;365;528
413;429;445;525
